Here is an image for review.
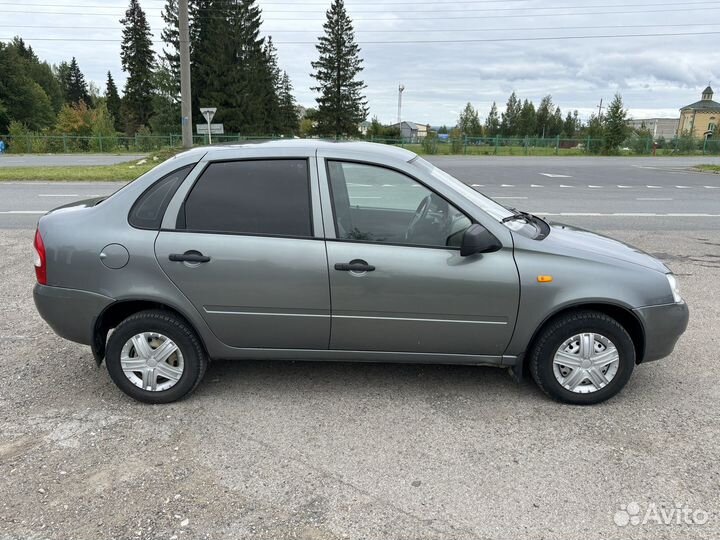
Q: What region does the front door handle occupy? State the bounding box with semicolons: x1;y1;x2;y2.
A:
334;260;375;272
169;251;211;263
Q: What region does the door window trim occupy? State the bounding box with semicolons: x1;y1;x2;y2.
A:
171;157;317;240
324;158;474;251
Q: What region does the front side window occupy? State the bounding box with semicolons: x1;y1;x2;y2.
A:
183;159;312;237
327;161;471;248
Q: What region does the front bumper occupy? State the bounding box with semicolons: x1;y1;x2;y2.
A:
633;301;690;363
34;284;114;345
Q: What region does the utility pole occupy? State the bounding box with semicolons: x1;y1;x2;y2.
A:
397;84;405;125
179;0;193;149
596;98;604;119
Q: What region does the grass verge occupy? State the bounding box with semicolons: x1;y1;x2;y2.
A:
694;164;720;173
0;149;178;182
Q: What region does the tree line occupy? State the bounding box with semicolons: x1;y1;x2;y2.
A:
0;0;370;140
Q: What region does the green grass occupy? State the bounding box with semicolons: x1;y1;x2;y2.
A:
0;149;178;182
695;164;720;173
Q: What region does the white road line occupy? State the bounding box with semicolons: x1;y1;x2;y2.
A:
530;184;544;188
539;173;572;178
0;210;47;214
500;184;515;187
471;184;484;187
617;185;633;188
636;197;672;201
347;183;372;187
494;196;528;200
647;185;662;188
676;185;691;189
704;185;719;189
588;185;602;188
559;185;573;188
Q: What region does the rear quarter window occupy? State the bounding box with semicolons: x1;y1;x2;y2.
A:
128;165;194;230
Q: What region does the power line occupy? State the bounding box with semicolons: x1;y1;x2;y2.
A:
4;30;720;44
3;22;719;32
2;6;717;19
6;0;710;12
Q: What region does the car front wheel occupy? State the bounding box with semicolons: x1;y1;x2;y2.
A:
105;310;207;404
529;311;635;405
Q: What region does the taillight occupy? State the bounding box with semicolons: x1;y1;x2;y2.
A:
33;229;47;285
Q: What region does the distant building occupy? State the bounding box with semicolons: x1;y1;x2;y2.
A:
678;86;720;138
358;120;371;136
627;118;679;140
391;121;430;140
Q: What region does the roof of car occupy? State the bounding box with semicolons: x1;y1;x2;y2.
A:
197;139;418;162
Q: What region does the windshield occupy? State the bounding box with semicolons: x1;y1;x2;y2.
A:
411;156;533;232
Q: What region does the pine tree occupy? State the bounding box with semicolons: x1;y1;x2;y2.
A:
263;37;282;133
160;0;180;93
105;71;122;132
563;110;579;138
457;102;482;137
604;93;628;153
535;95;554;138
278;71;299;135
500;92;521;137
120;0;156;133
311;0;368;137
64;57;90;105
517;99;536;137
484;102;500;137
549;106;563;138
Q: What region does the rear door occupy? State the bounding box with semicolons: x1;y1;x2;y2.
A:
155;157;331;350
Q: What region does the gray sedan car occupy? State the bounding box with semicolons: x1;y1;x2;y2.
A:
33;141;688;404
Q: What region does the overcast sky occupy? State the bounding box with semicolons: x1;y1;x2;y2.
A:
3;0;719;126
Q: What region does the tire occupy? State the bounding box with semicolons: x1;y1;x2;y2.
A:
105;309;208;404
529;310;635;405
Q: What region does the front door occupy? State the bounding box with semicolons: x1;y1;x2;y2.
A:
323;160;519;356
155;158;330;350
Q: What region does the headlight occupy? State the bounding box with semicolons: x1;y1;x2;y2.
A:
666;274;683;303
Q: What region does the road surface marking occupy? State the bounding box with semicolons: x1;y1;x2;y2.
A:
559;185;573;188
588;185;602;188
675;185;691;189
530;184;544;188
636;197;672;201
494;196;528;200
705;185;720;189
539;173;572;178
471;184;484;187
0;210;47;214
647;185;662;188
500;184;515;187
617;185;633;188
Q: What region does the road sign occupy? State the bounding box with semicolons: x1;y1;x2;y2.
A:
200;107;216;124
196;124;224;135
199;107;218;143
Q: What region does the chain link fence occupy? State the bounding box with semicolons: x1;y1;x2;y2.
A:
1;133;719;156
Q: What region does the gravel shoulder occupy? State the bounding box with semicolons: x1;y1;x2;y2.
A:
1;228;719;539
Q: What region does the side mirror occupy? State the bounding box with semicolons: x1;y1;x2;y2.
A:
460;224;502;256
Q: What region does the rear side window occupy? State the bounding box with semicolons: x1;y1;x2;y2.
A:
129;165;194;229
182;159;312;237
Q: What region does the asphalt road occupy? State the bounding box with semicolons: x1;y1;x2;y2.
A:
1;227;718;539
1;156;719;231
0;153;146;167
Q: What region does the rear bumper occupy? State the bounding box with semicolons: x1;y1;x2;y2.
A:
634;302;689;363
34;284;114;345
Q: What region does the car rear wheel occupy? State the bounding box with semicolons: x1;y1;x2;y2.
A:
529;311;635;405
105;310;207;404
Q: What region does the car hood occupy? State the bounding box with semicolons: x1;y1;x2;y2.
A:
544;221;669;273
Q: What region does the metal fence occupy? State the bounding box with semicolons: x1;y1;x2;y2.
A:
1;133;719;156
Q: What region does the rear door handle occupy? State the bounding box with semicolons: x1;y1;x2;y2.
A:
169;251;211;263
334;261;375;272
